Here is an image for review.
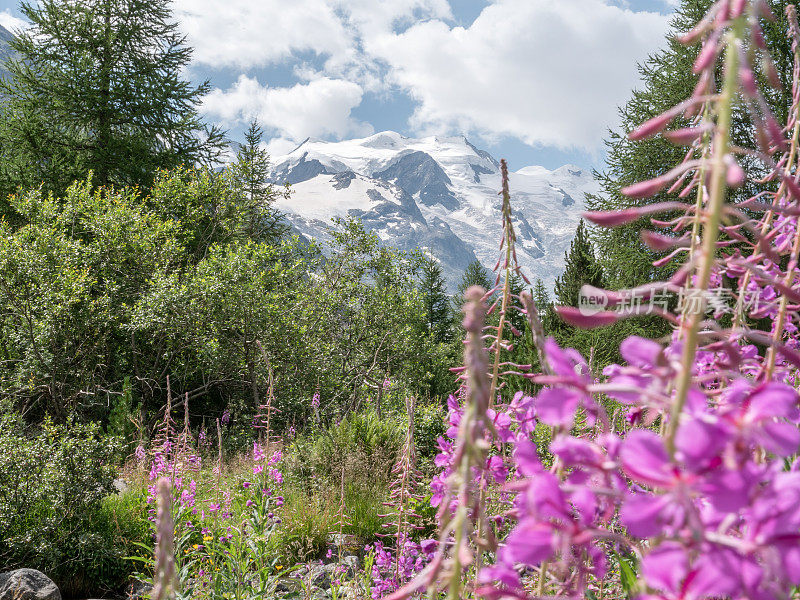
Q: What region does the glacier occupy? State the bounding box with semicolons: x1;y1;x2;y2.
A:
269;131;599;291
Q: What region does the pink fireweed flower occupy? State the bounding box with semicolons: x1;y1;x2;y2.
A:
253;441;265;462
269;468;283;484
640;543;738;600
532;339;599;428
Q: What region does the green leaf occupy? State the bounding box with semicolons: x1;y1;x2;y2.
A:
614;551;639;598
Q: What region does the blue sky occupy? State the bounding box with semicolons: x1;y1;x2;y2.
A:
0;0;677;171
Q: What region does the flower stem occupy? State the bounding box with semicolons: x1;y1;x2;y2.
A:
668;21;743;456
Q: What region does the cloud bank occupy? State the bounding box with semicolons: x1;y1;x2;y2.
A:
188;0;671;151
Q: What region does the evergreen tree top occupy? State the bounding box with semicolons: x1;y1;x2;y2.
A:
0;0;225;193
554;219;605;308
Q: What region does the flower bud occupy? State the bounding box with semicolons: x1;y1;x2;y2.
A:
724;155;746;188
556;306;620;329
693;34;720;73
622;177;669;198
664;124;712;145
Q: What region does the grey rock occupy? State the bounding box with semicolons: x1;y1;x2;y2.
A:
465;138;500;169
274;152;335;185
0;569;61;600
307;564;330;590
341;555;359;572
374;151;460;211
332;171;356;190
469;163;494;183
127;580;152;600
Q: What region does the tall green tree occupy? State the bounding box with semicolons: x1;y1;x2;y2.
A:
419;257;452;343
0;0;225;195
532;278;555;334
554;219;605;308
455;259;492;305
231;120;290;242
587;0;794;290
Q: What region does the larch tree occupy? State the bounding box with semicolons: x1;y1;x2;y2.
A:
455;259;492;305
419;256;452;343
586;0;794;290
0;0;225;196
231;120;290;243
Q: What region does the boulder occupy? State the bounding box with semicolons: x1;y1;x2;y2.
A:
306;564;330;590
0;570;61;600
127;581;153;600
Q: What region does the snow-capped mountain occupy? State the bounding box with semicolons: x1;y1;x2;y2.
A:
0;25;15;82
270;131;599;291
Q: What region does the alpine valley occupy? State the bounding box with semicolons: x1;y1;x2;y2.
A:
268;131;599;290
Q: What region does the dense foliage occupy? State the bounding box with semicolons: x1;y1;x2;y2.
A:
0;406;148;595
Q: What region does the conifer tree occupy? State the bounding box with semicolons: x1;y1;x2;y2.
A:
0;0;225;195
419;257;452;343
231;120;289;242
507;272;528;336
532;278;555;334
456;259;492;302
554;219;605;308
587;0;794;289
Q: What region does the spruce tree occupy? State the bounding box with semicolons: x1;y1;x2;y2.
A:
532;278;555;334
507;272;528;336
554;219;605;307
419;257;452;343
456;259;492;302
231;120;289;242
0;0;225;195
587;0;794;290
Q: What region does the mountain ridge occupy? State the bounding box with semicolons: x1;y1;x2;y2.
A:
269;131;599;292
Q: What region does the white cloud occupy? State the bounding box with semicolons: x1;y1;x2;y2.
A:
264;137;302;157
365;0;670;151
0;10;28;33
202;75;373;140
183;0;671;153
173;0;351;68
173;0;450;70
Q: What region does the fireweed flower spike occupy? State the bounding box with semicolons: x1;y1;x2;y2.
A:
374;397;435;597
470;3;800;600
153;478;177;600
387;287;497;600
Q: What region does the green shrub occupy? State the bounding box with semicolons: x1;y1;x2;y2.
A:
413;400;447;471
107;376;143;460
287;410;405;487
0;408;146;596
